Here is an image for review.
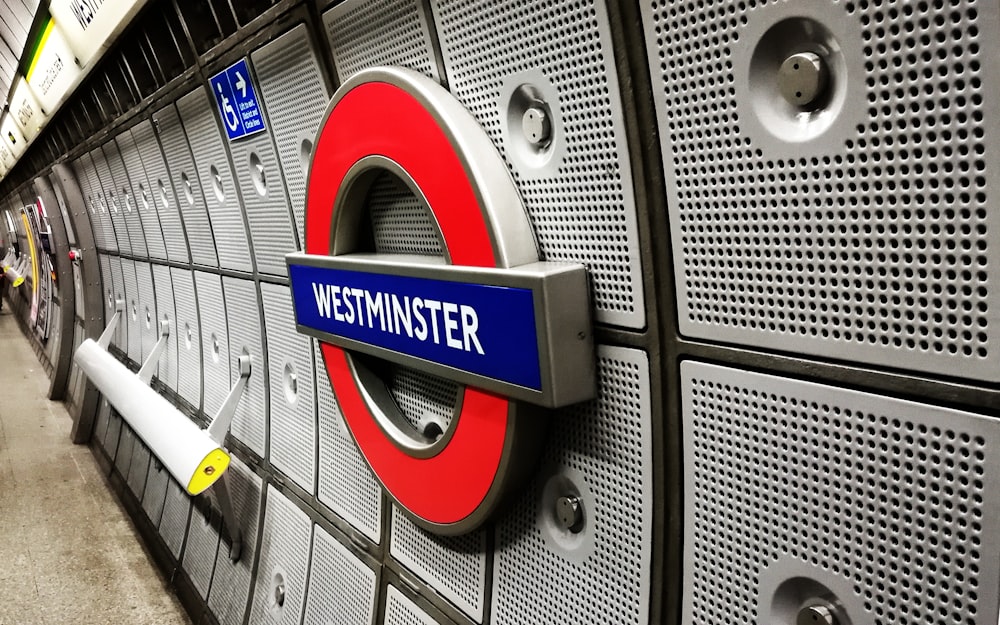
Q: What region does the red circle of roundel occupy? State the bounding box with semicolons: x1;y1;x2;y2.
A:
306;80;512;527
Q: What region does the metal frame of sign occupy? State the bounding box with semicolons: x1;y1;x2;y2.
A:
288;253;593;407
297;66;596;535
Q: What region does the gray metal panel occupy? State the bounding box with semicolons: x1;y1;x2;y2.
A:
119;258;142;363
93;397;111;451
117;129;168;260
681;361;1000;625
251;25;330;248
134;261;158;362
87;148;120;253
97;254;121;349
170;267;202;409
75;153;109;252
102;140;148;257
153;103;218;267
126;438;150;500
221;277;266;456
302;524;377;625
324;0;442;82
142;457;169;527
104;409;122;459
151;264;179;392
315;341;382;542
182;503;221;600
430;0;645;329
249;487;313;625
390;508;486;621
89;147;129;255
207;458;263;625
194;271;231;417
115;425;136;478
491;346;652;625
224;89;297;277
642;1;1000;382
159;477;191;559
384;585;443;625
261;283;316;494
176;88;252;273
109;256;130;356
133;119;189;263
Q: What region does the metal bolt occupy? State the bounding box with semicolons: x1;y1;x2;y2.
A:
204;465;216;475
555;495;584;533
796;604;837;625
522;106;552;147
777;52;829;108
273;581;285;607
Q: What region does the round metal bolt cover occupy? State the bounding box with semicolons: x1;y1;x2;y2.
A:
555;495;584;533
777;52;828;108
273;581;285;607
522;106;552;147
797;604;837;625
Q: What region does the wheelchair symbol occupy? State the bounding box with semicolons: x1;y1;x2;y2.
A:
216;83;240;133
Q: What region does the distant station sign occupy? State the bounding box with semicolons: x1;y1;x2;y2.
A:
209;58;266;141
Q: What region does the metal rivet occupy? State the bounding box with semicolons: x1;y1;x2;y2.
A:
204;466;215;475
777;52;828;108
555;495;584;533
797;604;837;625
522;106;552;147
273;581;285;607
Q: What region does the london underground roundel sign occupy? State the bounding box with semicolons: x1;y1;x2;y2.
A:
288;67;595;535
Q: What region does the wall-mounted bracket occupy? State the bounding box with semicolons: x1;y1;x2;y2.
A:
96;298;124;350
213;475;243;563
206;353;252;446
137;319;171;384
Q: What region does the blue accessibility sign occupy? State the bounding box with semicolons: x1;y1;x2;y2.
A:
208;58;266;141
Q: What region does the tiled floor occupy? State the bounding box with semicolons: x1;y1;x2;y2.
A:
0;307;191;625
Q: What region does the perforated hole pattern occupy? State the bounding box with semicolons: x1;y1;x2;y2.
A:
646;0;994;374
432;0;644;327
492;346;651;624
683;362;990;625
384;585;441;625
304;525;377;625
324;0;439;82
386;363;458;432
390;507;485;620
368;172;443;257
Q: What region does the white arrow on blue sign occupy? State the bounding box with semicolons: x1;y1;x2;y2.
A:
208;58;267;141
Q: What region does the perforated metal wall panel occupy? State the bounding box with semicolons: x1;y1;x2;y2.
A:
159;477;191;559
384;585;443;625
194;271;231;417
86;149;119;253
115;425;135;479
90;146;129;255
430;0;645;329
221;277;266;456
133;119;189;263
93;397;111;452
323;0;442;82
182;503;221;600
75;154;109;252
491;346;652;624
643;1;1000;382
134;261;158;362
170;267;202;410
97;254;123;351
126;439;150;499
176;88;252;272
141;457;169;527
119;258;142;363
315;342;383;543
103;409;121;459
207;458;263;625
390;507;486;622
102;140;148;257
150;264;178;392
303;524;377;625
681;361;1000;625
117;129;168;260
367;173;443;257
261;283;316;493
251;25;329;247
153;103;218;268
249;487;313;625
223;72;296;277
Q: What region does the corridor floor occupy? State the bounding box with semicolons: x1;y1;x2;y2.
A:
0;307;190;625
